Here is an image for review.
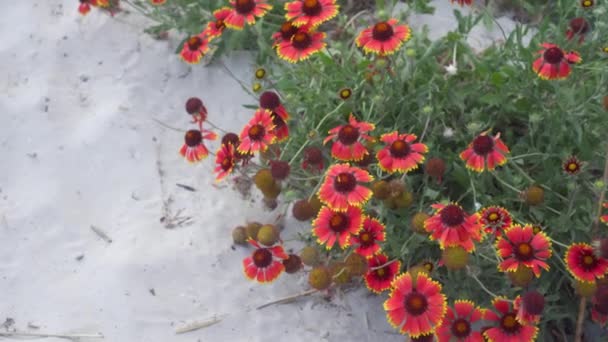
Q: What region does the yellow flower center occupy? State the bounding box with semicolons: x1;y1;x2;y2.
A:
568;163;578;171
517;243;532;258
583;255;595;265
503;314;516;328
488;212;499;221
360;232;371;242
376;268;386;277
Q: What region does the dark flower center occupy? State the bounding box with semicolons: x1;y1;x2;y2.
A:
372;22;394;41
252;248;273;268
272;113;286;128
292;32;312;49
248;124;265;141
582;253;597;270
570;18;589;34
359;232;373;244
302;0;322;16
184;130;202;147
515;243;534;261
337;124;360;145
374;266;389;279
334;172;357;193
235;0;255;14
221;157;233;171
187;36;203;51
185;97;203;114
215;19;225;30
222;132;240;147
280;22;299;40
440;204;465;227
329;213;350;232
487;212;500;222
472;135;494;155
389;140;411;158
544;47;564;64
260;91;281;110
500;313;521;333
404;292;428;316
304;147;323;164
451;318;472;338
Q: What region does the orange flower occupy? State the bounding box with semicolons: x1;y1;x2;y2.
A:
436;300;485;342
179;129;218;163
312;205;363;249
351;216;386;258
224;0;272;30
483;298;538;342
179;35;210;64
479;206;512;236
324;114;375;161
214;143;236;181
276;26;326;63
364;254;401;293
355;19;411;56
318;164;373;211
238;109;276;154
272;21;300;46
532;43;581;80
376;131;428;174
565;243;608;283
384;272;447;337
243;239;288;283
600;202;608;224
460;131;509;172
204;7;231;41
424;203;483;252
284;0;339;28
496;224;552;277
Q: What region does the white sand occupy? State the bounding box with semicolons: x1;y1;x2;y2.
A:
0;1;523;341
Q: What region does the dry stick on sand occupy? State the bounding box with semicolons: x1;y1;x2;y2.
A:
575;145;608;342
0;331;104;340
174;289;319;334
90;225;112;244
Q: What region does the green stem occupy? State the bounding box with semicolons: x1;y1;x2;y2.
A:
510;152;549;161
493;173;520;193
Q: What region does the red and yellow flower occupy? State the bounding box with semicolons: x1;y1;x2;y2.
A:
563;155;584;176
479;206;512;236
276;26;326;63
483;298;538;342
323;114;375;161
318;164;373;211
78;0;93;15
272;21;300;46
150;0;167;5
424;203;483;252
284;0;339;28
436;300;485;342
376;131;428;174
460;131;509;172
179;129;217;163
565;243;608;283
364;254;401;293
384;272;447;337
238;109;276;154
224;0;272;30
180;35;210;64
214;143;236;181
355;19;411;56
259;91;290;122
351;216;386;258
312;205;363;249
450;0;473;5
600;202;608;224
513;296;541;325
496;224;552;277
302;146;324;172
204;7;231;41
532;43;581;80
242;239;288;283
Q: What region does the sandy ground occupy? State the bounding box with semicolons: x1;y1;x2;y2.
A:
0;1;523;341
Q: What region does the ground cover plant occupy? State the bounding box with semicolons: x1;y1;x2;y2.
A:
82;0;608;340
